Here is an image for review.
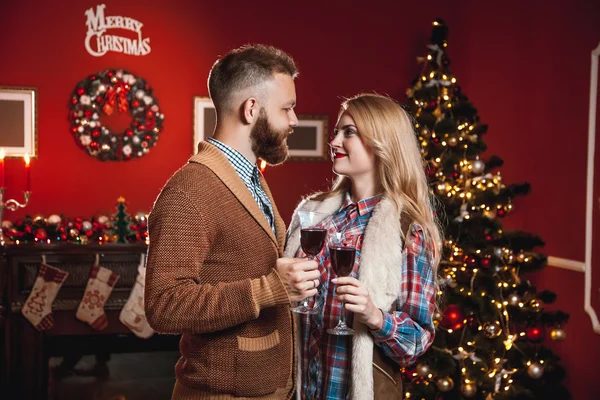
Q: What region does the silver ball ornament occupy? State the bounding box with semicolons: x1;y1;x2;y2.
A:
508;293;521;306
135;211;147;222
484;321;502;338
472;159;485;174
48;214;62;226
82;221;93;232
527;362;544;379
494;247;504;258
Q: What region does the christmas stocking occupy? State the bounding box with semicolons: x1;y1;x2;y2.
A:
119;261;154;338
76;264;119;330
21;263;69;331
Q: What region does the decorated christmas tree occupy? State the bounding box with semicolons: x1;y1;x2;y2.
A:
111;196;134;243
401;19;570;400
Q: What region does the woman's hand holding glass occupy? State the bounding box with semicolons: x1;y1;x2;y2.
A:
331;276;383;331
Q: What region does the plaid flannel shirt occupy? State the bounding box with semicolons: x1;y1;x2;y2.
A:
296;192;436;399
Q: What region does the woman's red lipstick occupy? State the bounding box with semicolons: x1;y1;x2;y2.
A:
334;153;347;159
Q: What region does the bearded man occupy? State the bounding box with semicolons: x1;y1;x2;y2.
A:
145;44;320;399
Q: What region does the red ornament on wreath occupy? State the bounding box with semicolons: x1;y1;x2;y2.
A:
68;69;165;161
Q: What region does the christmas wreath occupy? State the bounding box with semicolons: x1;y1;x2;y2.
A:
68;69;165;161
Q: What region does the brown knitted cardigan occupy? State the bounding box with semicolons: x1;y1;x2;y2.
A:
145;141;295;399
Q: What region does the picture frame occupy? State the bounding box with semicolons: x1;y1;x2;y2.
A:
288;115;329;162
584;41;600;334
0;86;38;158
546;40;600;335
192;97;329;162
193;96;216;153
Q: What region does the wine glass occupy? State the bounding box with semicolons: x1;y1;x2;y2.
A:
327;231;357;336
290;210;328;315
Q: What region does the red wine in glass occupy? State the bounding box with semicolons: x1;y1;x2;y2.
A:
327;233;358;336
291;210;328;315
329;246;356;277
301;229;327;257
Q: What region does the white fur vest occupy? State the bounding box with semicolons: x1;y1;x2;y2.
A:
284;193;407;400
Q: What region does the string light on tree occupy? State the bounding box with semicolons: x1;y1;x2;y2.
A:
550;327;567;341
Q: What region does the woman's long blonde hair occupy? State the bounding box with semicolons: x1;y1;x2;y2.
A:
324;93;443;270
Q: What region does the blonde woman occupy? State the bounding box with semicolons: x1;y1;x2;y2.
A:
285;93;441;400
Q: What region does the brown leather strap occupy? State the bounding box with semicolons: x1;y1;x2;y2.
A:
372;302;403;398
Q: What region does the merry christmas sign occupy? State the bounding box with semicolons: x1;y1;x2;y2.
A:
84;4;151;57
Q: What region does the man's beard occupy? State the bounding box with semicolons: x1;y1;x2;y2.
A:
250;108;290;166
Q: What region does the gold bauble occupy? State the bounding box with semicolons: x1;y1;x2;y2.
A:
484;321;503;338
436;377;454;392
416;363;431;377
461;382;477;397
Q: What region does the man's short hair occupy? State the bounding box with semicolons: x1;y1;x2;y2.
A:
208;44;298;113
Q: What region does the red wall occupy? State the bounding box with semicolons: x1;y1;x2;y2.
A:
1;0;599;398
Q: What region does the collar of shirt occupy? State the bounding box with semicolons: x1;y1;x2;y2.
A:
207;137;258;186
339;191;380;216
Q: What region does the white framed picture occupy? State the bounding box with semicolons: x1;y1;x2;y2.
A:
0;86;38;158
193;96;216;153
192;97;328;162
288;115;329;161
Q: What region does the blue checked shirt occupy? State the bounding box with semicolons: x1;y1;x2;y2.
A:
207;138;276;234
